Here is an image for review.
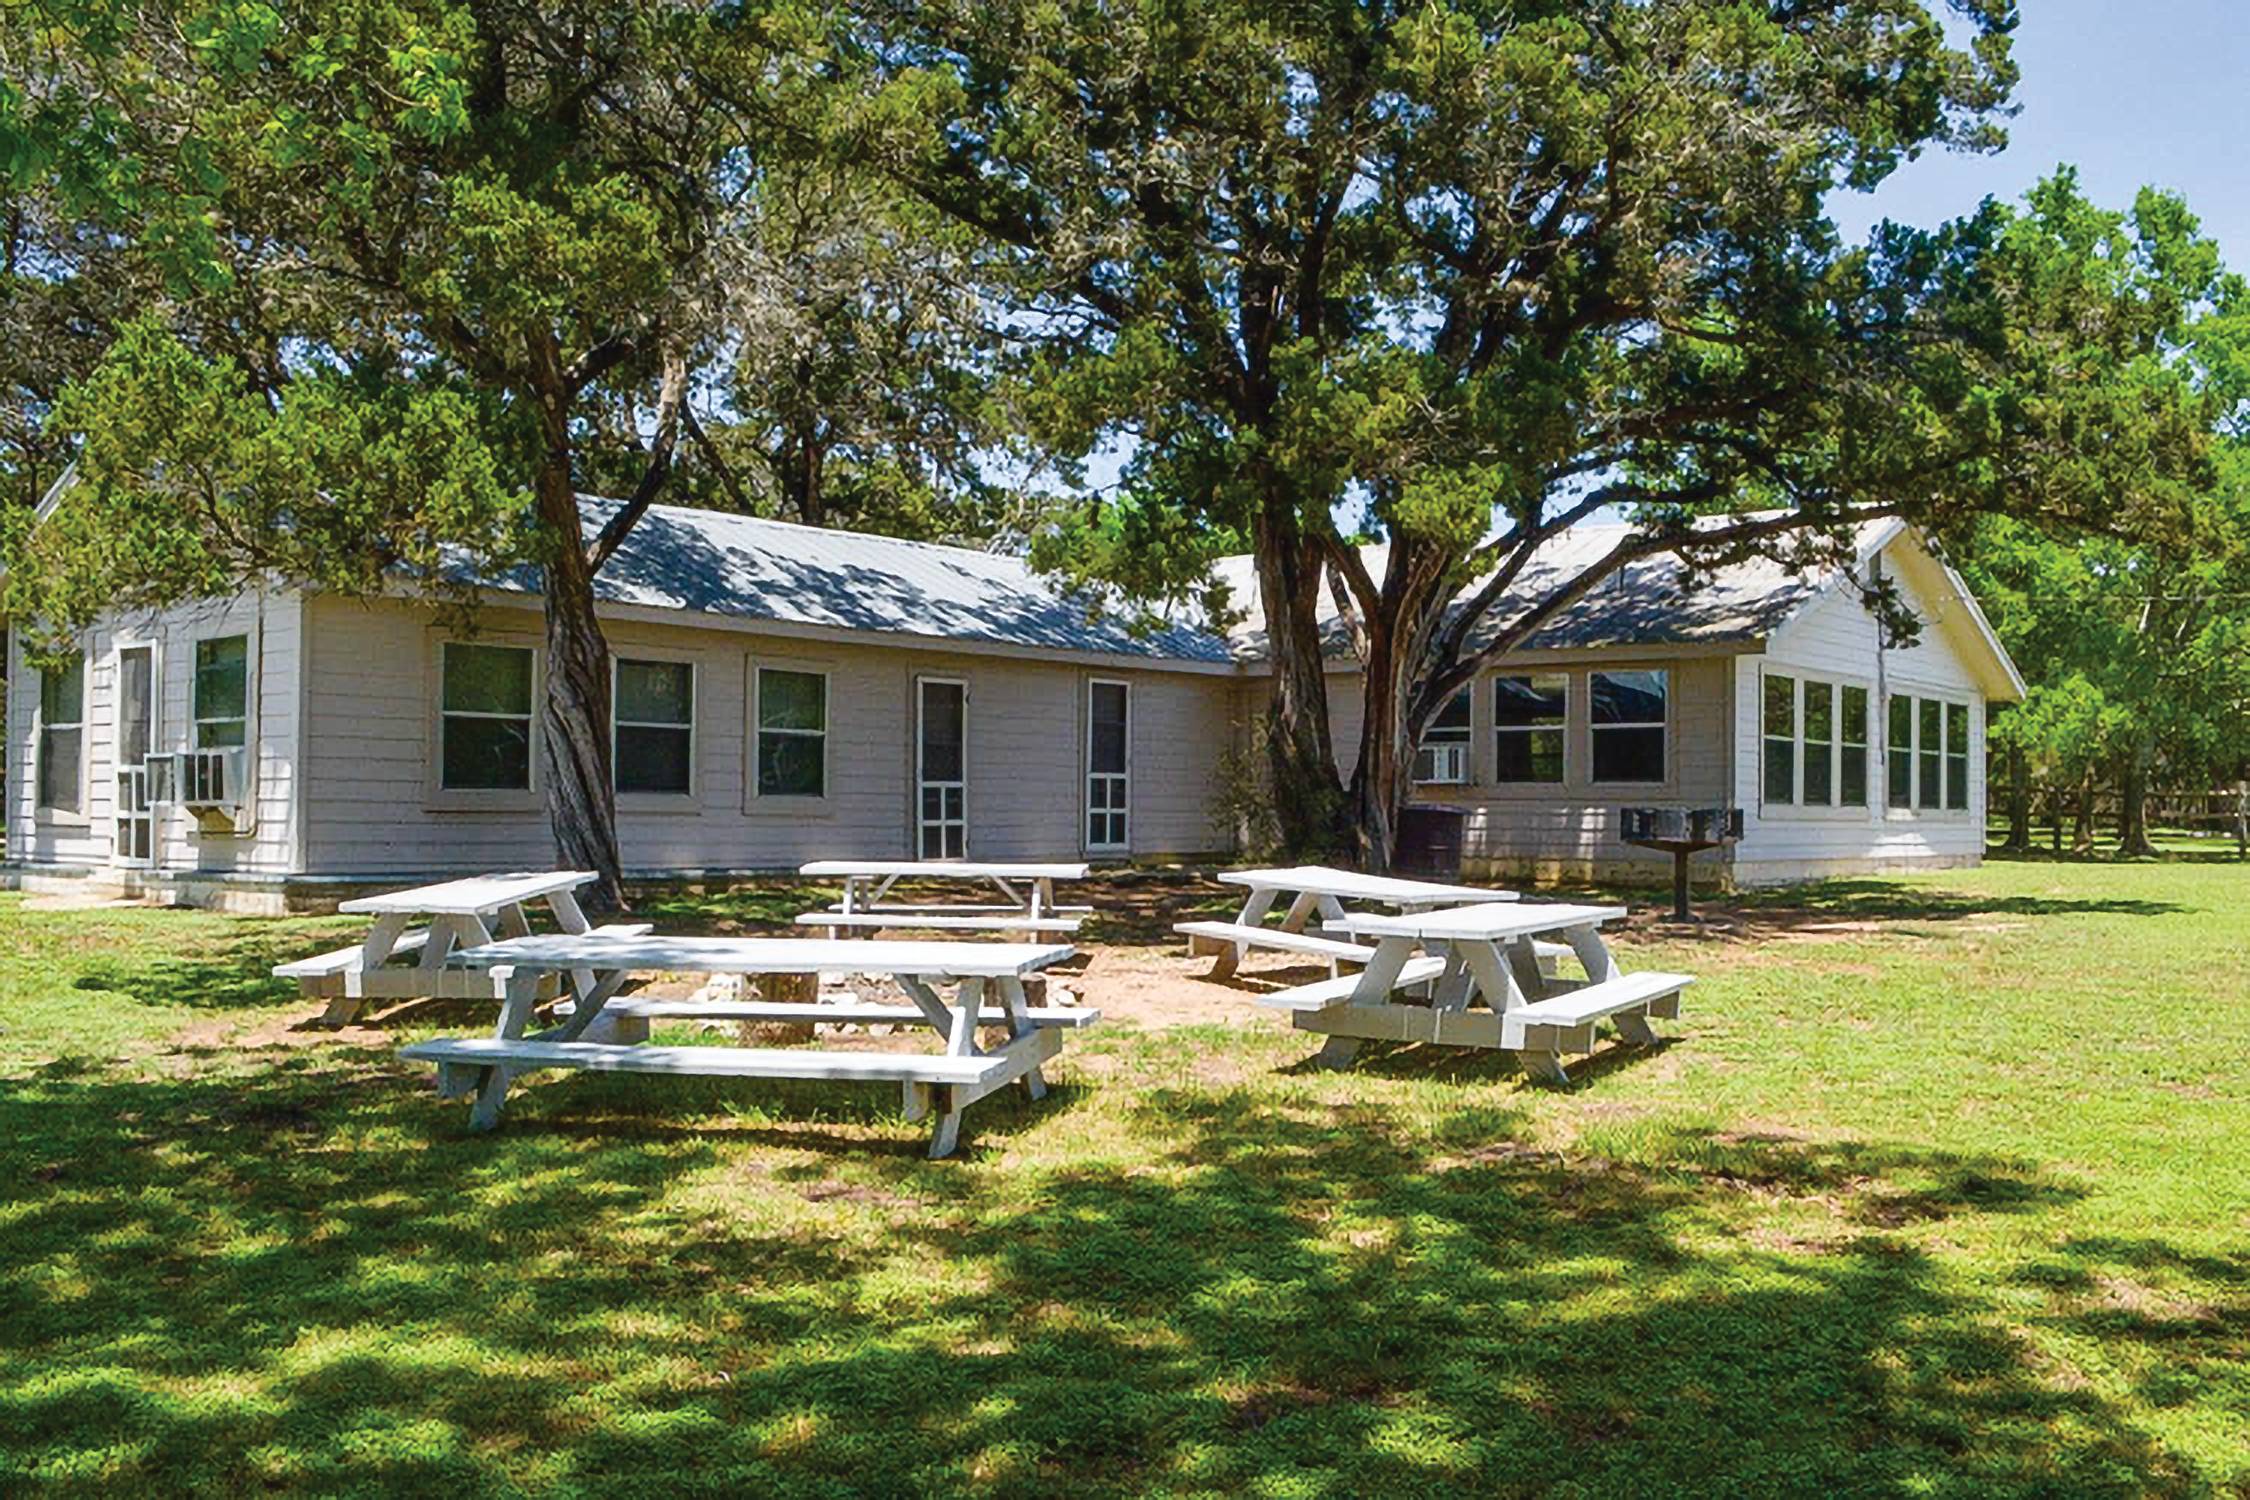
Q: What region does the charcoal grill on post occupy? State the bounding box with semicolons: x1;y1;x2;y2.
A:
1618;807;1745;922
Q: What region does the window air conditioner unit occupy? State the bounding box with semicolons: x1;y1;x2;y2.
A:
169;747;253;832
1414;743;1468;785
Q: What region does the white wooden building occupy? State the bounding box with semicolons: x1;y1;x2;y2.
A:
5;498;2020;909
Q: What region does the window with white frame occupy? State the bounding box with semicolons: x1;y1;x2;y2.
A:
1413;687;1473;784
1086;680;1129;851
1763;673;1797;805
1887;692;1972;813
1840;685;1870;806
193;635;249;748
613;658;694;795
1919;698;1942;809
440;642;535;791
1888;694;1914;808
1591;669;1667;783
36;651;85;815
755;668;827;798
1764;672;1871;809
1945;698;1970;810
1492;673;1566;783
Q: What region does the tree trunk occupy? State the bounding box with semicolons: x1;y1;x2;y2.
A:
532;443;627;912
2072;777;2095;855
1346;615;1416;874
2117;747;2156;858
1251;490;1344;857
2002;739;2031;854
779;422;825;528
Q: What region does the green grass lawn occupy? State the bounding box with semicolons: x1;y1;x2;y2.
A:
1;860;2245;1496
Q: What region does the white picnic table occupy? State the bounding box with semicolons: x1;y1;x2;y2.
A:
1260;901;1690;1083
274;871;649;1026
1177;865;1521;979
798;859;1091;937
398;933;1093;1158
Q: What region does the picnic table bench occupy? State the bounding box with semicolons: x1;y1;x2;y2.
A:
399;934;1090;1158
797;859;1089;938
274;871;650;1026
1176;865;1536;980
1272;901;1693;1083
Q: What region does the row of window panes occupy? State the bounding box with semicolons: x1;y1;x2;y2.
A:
439;644;830;798
1415;669;1667;786
34;636;249;815
1762;672;1969;813
1890;693;1972;813
1762;674;1870;808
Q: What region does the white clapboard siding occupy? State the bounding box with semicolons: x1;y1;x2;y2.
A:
296;595;1241;878
6;591;305;876
1733;534;1989;879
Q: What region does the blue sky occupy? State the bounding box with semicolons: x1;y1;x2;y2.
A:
1828;0;2250;267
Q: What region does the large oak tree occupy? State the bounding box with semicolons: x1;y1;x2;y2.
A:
844;0;2216;862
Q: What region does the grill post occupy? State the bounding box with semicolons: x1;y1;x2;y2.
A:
1617;807;1745;923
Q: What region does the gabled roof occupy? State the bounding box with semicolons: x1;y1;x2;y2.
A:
525;499;1236;665
1213;516;1907;659
1213;514;2024;698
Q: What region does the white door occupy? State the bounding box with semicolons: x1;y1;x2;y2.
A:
113;645;156;867
1086;679;1129;853
916;678;967;860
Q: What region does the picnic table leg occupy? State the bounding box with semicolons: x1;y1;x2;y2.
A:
415;914;464;984
1559;923;1651;1046
1517;1046;1573;1086
1311;937;1416;1068
1456;940;1528;1016
1199;887;1277;979
1453;938;1575;1081
894;974;978;1157
543;891;602;1007
534;969;633;1043
320;912;412;1026
1563;924;1619;984
997;975;1048;1100
462;969;545;1129
1427;940;1473;1008
1501;936;1549;1001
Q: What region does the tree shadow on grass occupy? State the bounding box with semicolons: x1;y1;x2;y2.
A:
70;933;337;1011
0;1059;2221;1496
1722;877;2192;922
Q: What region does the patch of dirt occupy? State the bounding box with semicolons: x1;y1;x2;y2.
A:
796;1179;924;1212
1068;945;1292;1031
2090;1275;2222;1326
1745;1226;1852;1256
20;890;161;912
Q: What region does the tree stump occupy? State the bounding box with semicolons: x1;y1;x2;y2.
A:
737;970;818;1045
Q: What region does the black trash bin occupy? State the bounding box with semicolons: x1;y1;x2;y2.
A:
1394;804;1468;880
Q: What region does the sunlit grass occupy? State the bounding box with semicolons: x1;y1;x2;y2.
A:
0;860;2245;1495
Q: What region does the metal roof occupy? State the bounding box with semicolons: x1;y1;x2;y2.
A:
467;501;2019;695
472;499;1237;664
1213;517;1909;660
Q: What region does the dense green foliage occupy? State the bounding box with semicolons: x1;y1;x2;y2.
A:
683;163;1036;542
2;864;2246;1491
1;0;2240;866
1953;180;2250;851
0;0;809;899
840;0;2217;858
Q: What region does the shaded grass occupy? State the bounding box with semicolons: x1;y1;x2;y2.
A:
1;859;2247;1495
